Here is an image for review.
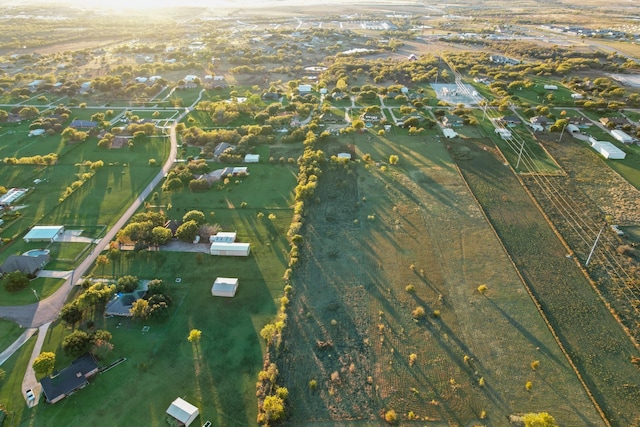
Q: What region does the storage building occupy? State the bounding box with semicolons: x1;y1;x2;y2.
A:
211;277;239;297
210;242;250;256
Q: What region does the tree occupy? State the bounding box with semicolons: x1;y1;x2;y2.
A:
32;352;56;378
150;226;173;246
95;254;109;276
60;302;83;327
147;279;166;295
62;330;92;357
262;394;285;421
176;220;199;242
117;275;138;293
130;299;149;319
522;412;558;427
389;155;399;165
3;271;30;292
92;339;114;360
182;210;206;225
188;329;202;343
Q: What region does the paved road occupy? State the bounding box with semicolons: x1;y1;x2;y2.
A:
0;100;190;328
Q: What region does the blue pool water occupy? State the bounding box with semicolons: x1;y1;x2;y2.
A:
23;249;50;257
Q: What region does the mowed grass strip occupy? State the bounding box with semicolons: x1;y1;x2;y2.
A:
0;319;24;351
279;133;600;425
456;137;640;426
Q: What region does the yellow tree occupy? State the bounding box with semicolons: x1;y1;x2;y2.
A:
188;329;202;343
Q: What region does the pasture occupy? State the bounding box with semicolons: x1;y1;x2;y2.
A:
277;131;601;425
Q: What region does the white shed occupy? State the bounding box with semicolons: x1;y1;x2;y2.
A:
244;154;260;163
566;124;580;134
495;128;512;139
337;152;352;160
166;398;199;427
210;242;250;256
611;129;633;144
543;85;558;90
442;128;458;139
210;232;237;243
212;277;239;297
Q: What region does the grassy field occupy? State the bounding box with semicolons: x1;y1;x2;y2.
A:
455;136;640;426
0;336;37;421
0;277;65;306
0;319;24;352
4;161;298;427
277;132;601;425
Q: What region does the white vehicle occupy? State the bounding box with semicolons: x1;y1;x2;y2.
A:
26;389;35;401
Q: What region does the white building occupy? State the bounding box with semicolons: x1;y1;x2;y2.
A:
211;277;239;297
543;85;558;90
244;154;260;163
209;232;237;243
611;129;633;144
495;128;512;139
23;226;65;243
589;138;626;159
442;128;458;139
210;242;250;256
166;398;199;427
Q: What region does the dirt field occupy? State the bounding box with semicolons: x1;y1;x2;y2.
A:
278;134;601;425
455;135;640;426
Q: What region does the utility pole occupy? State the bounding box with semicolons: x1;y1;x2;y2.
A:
586;223;607;266
515;138;526;170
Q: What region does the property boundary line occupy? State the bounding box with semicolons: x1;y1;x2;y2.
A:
453;161;612;427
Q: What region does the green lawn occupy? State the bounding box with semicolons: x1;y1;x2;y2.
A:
5;159;297;426
0;335;37;425
0;277;65;306
0;319;23;352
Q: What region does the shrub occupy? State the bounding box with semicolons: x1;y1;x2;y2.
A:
405;284;416;293
309;379;317;390
117;275;138;293
531;360;540;370
477;284;488;294
409;353;417;366
412;306;426;319
3;271;30;292
384;409;397;424
525;381;533;390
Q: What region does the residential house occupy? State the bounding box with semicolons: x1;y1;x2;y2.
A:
69;120;98;129
319;111;344;123
40;354;100;404
498;115;521;125
0;254;50;276
441;114;464;127
213;142;235;159
599;117;629;129
530;116;552;126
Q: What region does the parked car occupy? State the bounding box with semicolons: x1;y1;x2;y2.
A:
26;389;35;401
202;422;212;427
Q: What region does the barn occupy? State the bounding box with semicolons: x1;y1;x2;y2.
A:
211;277;239;297
210;242;250;256
611;129;633;144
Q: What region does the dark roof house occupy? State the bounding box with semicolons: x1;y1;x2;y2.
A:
40;354;100;404
69;120;98;129
0;254;50;276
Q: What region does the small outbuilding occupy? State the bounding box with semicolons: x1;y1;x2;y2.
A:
23;225;64;243
589;138;626;159
209;232;237;243
495;128;512;139
244;154;260;163
442;128;458;139
337;152;352;160
211;277;239;297
210;242;250;257
166;397;199;427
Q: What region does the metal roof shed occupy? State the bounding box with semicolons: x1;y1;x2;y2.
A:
166;398;199;427
212;277;239;297
23;226;64;243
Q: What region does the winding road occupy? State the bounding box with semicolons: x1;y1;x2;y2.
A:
0;90;201;404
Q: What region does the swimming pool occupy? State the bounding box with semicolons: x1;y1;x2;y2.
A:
23;249;50;257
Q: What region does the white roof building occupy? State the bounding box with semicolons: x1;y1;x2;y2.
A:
611;129;633;144
211;277;239;297
166;398;199;427
337;153;352;160
244;154;260;163
589;138;626;159
210;242;250;257
298;84;312;93
442;128;458;138
210;232;237;243
23;226;65;243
